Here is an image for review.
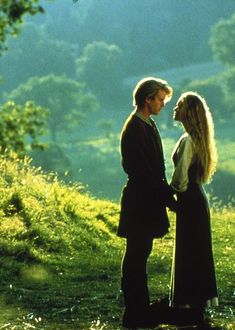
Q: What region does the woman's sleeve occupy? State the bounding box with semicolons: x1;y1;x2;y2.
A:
171;136;194;192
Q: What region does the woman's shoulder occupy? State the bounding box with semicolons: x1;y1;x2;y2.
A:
179;133;193;146
173;133;193;156
178;134;194;158
180;132;190;141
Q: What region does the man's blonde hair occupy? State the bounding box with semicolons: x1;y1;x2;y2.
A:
133;77;173;107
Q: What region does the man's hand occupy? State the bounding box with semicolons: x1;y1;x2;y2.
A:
161;181;178;212
166;196;178;212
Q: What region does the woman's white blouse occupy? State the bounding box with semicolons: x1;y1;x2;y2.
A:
170;133;194;192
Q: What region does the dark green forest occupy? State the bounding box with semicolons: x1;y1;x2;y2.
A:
0;0;235;204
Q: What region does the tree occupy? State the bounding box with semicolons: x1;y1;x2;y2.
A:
0;0;44;53
6;74;99;141
97;119;114;139
221;67;235;118
71;0;235;75
0;22;76;92
76;41;124;106
181;77;225;121
0;100;47;156
210;12;235;66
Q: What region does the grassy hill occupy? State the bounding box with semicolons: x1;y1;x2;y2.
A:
0;153;234;329
0;152;121;267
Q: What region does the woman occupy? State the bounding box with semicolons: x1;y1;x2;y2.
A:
170;92;218;321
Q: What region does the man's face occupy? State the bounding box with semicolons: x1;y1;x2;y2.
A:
146;89;166;116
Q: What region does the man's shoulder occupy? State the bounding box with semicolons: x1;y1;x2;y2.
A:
121;115;146;144
123;113;147;131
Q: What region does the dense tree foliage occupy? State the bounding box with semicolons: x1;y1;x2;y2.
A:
210;13;235;66
221;67;235;117
181;78;225;120
0;22;76;92
0;0;234;203
0;0;44;53
6;74;99;141
207;12;235;118
43;0;235;75
76;41;124;106
0;100;47;155
2;0;235;101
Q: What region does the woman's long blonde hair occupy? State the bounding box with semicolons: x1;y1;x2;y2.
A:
178;91;217;183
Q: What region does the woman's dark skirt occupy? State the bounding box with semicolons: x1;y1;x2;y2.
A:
170;183;218;306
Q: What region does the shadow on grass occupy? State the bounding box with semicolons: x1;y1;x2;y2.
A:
0;257;234;330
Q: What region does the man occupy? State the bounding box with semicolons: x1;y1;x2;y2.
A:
117;77;176;329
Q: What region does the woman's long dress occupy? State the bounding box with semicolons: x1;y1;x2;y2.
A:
170;133;218;307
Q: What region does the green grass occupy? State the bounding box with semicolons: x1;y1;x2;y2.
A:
0;153;234;329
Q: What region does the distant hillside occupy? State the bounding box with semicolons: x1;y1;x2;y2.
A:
123;61;225;88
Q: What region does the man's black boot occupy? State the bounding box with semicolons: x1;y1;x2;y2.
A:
121;275;160;329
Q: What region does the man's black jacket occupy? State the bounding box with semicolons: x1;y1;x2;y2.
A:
117;113;176;238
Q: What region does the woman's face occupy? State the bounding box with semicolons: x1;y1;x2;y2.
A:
173;100;184;122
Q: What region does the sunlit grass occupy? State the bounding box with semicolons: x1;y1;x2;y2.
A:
0;153;120;264
0;152;234;329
